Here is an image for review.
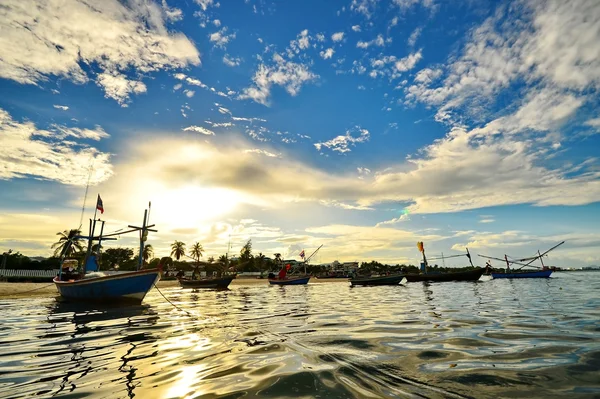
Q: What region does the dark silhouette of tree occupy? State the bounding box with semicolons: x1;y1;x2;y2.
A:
51;229;84;257
170;241;186;261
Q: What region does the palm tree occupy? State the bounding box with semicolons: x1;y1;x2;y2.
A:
274;253;282;265
190;242;204;263
52;229;84;257
207;256;215;263
256;252;266;275
170;241;186;261
142;245;153;264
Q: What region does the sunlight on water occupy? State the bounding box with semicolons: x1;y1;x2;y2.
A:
0;272;599;399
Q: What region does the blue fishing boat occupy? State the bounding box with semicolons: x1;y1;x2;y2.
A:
268;275;311;285
53;201;159;304
491;269;552;279
54;269;160;302
480;241;564;280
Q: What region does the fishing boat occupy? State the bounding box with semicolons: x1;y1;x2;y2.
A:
53;201;160;304
404;268;485;282
480;241;564;279
491;270;552;279
350;274;405;286
404;242;484;283
179;275;236;289
268;275;311;285
268;245;322;286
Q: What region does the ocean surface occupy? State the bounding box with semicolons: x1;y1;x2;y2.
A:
1;272;599;399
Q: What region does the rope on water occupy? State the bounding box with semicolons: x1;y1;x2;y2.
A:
0;283;55;297
153;283;193;317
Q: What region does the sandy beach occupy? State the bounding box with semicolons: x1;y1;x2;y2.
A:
0;277;350;299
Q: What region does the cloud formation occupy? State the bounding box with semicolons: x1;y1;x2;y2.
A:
0;0;200;104
0;108;112;185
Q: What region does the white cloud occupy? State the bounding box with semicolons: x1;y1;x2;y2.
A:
395;50;422;72
239;53;318;106
0;108;112;185
407;27;422;47
320;48;335;60
331;32;345;42
96;71;147;106
184;89;195;98
413;67;442;85
406;1;600;122
358;85;366;90
223;54;242;67
316;33;325;42
213;19;221;27
393;0;435;11
350;0;379;18
53;105;69;111
195;0;217;11
584;118;600;130
389;16;399;27
162;0;183;22
479;219;495;224
244;149;281;158
182;125;215;135
205;121;233;128
173;83;183;90
209;27;236;48
357;34;385;49
314;126;370;153
0;0;200;104
351;25;361;32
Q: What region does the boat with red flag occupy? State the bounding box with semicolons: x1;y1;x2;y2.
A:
403;242;484;282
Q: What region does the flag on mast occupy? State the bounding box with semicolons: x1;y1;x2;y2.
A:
299;250;305;259
96;195;104;214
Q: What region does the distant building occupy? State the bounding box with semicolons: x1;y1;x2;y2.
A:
582;266;600;270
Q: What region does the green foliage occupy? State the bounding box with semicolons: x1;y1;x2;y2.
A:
1;252;61;270
142;245;153;263
102;247;135;269
51;229;84;257
190;242;204;262
170;241;186;261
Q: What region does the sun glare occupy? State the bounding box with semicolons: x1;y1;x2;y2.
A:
152;186;242;228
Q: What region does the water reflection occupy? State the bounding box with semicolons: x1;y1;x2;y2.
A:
0;274;599;398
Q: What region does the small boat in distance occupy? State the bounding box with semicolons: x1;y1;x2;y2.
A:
350;274;405;286
404;242;484;283
54;201;160;304
179;275;236;289
480;241;564;279
268;246;322;286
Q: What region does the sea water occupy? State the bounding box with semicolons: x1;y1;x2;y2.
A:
0;272;599;398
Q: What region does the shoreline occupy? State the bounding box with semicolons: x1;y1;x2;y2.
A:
0;277;351;300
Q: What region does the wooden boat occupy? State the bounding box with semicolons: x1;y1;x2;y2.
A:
407;242;483;282
350;274;405;286
480;241;564;280
404;268;485;283
53;204;159;304
268;275;311;285
491;269;552;279
179;275;236;289
54;269;160;302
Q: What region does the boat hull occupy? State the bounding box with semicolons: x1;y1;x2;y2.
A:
491;270;553;279
53;269;160;303
404;268;485;283
350;274;405;286
179;276;235;289
268;276;310;285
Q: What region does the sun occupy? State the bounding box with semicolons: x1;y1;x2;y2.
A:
151;185;242;228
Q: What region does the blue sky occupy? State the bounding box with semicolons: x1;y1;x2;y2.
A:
1;0;599;267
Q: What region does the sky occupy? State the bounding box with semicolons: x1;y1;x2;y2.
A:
1;0;599;268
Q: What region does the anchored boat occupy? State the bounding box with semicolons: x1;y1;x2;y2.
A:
179;274;236;289
268;245;321;286
54;201;159;304
480;241;564;279
404;242;484;283
350;274;405;286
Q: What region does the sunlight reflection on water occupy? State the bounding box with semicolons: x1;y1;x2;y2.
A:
0;272;599;398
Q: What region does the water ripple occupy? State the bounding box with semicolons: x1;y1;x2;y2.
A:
0;272;599;398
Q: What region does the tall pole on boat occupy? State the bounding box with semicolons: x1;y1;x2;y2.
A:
138;209;147;271
84;218;96;274
97;220;105;271
466;248;474;267
538;250;546;270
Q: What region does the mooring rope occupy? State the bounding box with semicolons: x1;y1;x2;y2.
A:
153;283;193;317
0;283;55;297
